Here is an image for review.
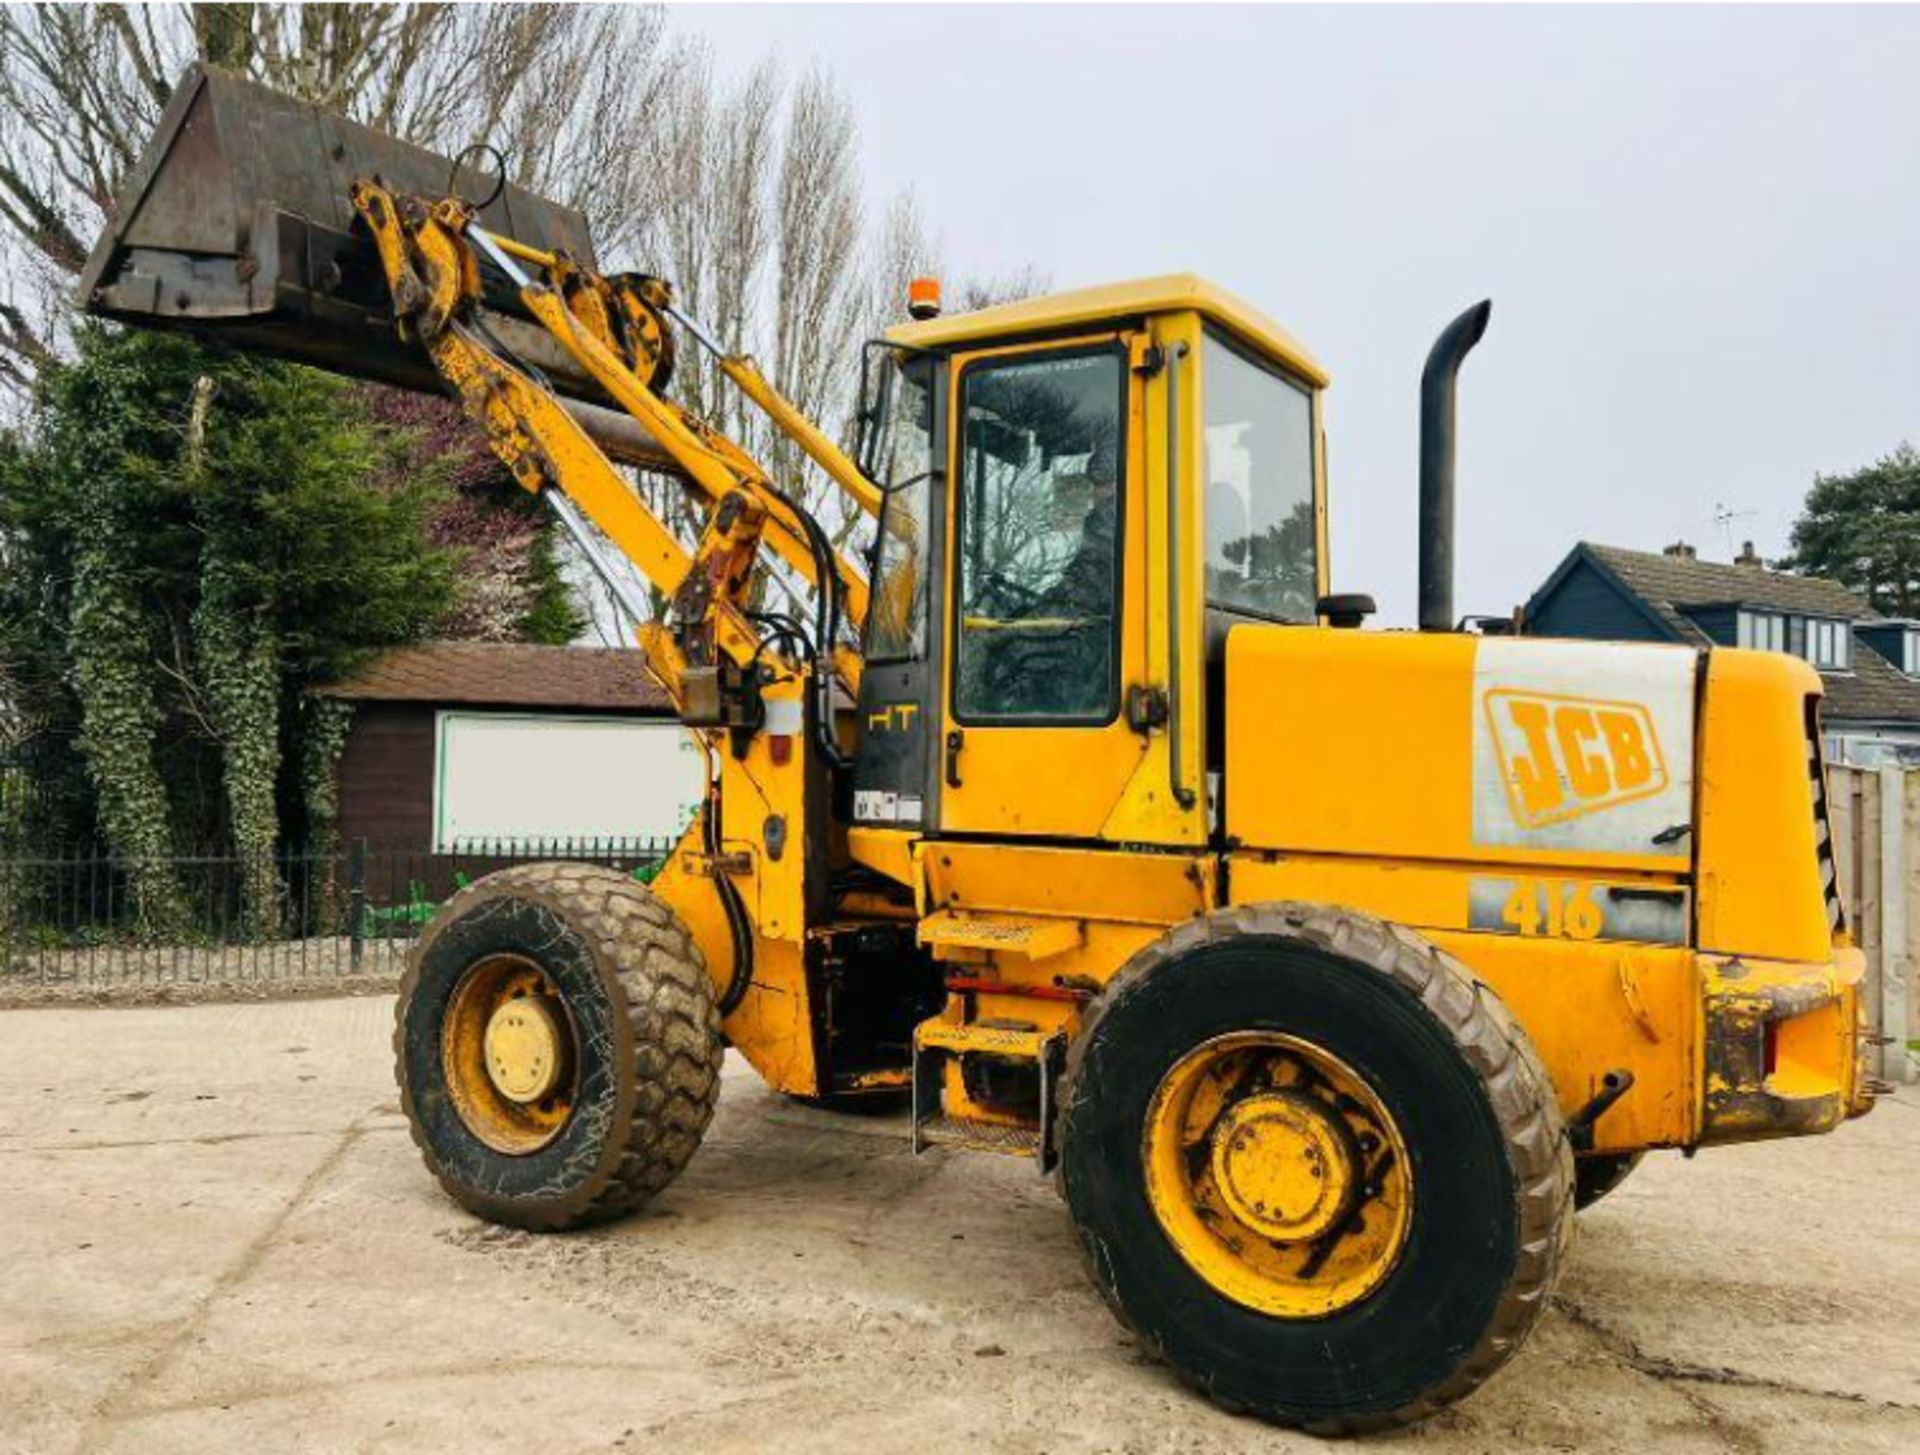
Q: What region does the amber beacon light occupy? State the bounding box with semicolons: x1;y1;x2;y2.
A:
907;276;943;320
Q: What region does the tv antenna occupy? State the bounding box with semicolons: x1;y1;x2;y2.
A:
1712;502;1755;557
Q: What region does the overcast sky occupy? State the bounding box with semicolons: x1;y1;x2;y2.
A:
690;4;1920;624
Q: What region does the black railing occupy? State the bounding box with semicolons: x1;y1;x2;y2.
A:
0;837;674;997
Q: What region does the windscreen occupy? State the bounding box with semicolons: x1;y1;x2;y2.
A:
1202;329;1318;622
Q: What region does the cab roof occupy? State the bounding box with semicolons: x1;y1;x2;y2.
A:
885;272;1329;388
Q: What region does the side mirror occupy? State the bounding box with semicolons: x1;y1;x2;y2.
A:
1317;593;1376;630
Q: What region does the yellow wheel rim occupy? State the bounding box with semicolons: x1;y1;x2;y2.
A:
1143;1032;1413;1319
442;955;577;1155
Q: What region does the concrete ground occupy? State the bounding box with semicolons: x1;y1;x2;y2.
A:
1;997;1915;1455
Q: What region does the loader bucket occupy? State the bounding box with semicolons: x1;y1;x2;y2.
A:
79;63;608;407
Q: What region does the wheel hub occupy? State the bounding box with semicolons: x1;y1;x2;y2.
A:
484;997;564;1104
1143;1031;1415;1319
1209;1091;1358;1244
441;955;576;1156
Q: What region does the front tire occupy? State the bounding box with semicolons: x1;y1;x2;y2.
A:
395;862;722;1231
1058;903;1573;1433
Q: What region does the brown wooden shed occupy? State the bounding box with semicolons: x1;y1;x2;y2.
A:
317;643;691;851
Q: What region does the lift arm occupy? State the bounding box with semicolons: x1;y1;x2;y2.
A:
349;181;875;709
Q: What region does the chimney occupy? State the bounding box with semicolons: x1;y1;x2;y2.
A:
1663;541;1696;560
1735;540;1763;567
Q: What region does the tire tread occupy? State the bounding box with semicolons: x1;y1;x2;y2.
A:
1058;900;1575;1434
394;862;722;1229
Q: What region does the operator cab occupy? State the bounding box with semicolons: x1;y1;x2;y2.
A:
850;275;1331;847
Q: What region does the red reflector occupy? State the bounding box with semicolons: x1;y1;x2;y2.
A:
769;735;793;766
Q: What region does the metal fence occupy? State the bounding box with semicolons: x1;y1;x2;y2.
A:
0;837;674;1000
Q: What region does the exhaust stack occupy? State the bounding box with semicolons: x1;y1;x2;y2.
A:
1417;300;1492;632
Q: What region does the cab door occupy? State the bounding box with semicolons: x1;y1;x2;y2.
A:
937;334;1150;838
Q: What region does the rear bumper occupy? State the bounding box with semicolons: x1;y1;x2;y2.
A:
1698;946;1872;1146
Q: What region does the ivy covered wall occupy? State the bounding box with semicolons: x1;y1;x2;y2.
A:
0;326;560;930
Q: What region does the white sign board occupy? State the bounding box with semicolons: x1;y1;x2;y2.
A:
433;712;703;852
1470;638;1697;859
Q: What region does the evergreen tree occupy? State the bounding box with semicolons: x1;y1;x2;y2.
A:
0;326;460;930
1783;443;1920;615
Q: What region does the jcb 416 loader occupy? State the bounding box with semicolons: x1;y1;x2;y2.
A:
82;66;1877;1432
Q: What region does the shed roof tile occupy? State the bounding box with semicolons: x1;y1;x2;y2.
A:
318;643;672;712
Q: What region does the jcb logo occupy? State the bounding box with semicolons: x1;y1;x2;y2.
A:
1483;690;1668;829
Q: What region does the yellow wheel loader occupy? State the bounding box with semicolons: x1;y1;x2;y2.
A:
83;66;1878;1433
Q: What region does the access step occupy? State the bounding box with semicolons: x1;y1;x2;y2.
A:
914;1114;1043;1158
911;1013;1064;1172
916;910;1085;963
916;1016;1053;1060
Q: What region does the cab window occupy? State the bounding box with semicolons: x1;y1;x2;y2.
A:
866;357;935;661
1202;328;1317;622
954;347;1125;722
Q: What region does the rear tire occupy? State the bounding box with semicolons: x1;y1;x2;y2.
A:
1574;1151;1643;1210
395;862;722;1231
1058;902;1573;1433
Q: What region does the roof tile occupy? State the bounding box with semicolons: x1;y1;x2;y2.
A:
318;643;673;712
1585;544;1877;620
1578;544;1920;726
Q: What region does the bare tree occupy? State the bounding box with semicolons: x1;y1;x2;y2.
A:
766;68;864;491
613;47;870;625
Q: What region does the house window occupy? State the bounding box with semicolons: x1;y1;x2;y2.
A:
1737;610;1850;669
1737;610;1785;652
1803;617;1851;671
1905;628;1920;676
